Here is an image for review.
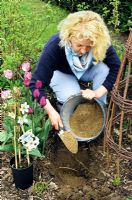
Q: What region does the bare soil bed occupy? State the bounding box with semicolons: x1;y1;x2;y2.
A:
0;134;132;200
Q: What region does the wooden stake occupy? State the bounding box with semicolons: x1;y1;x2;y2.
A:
26;148;30;166
14;126;18;169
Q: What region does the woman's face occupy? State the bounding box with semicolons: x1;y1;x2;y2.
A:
71;38;92;56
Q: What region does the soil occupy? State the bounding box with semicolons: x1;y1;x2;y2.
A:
0;133;132;200
10;156;32;169
59;131;78;154
69;103;103;138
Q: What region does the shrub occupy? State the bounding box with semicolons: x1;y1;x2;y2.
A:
41;0;132;33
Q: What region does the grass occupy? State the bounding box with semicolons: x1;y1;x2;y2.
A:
19;0;68;44
1;0;68;72
33;181;49;196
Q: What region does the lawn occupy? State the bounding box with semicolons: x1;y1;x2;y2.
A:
1;0;68;82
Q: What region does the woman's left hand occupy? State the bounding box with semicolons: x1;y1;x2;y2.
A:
80;86;108;100
80;89;96;100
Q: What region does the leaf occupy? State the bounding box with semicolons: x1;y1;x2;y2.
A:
3;116;14;133
0;131;7;142
0;131;12;143
29;148;44;157
0;144;14;152
40;119;51;141
44;119;51;137
125;197;132;200
41;119;51;154
35;127;42;133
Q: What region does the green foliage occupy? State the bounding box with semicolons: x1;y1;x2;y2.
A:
1;0;57;159
108;0;120;32
0;130;12;144
112;175;121;186
77;2;90;11
43;119;51;151
112;37;125;60
33;182;48;196
123;119;129;130
0;144;14;152
124;197;132;200
31;102;51;154
42;0;132;33
1;0;68;78
1;94;51;157
30;149;43;157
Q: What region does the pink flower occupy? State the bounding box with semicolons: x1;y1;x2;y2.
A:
3;69;13;79
24;72;32;80
35;80;42;89
33;89;40;98
23;78;30;87
40;96;46;107
21;62;30;72
28;107;33;114
1;90;11;99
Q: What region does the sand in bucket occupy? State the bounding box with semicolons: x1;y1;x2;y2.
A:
59;130;78;154
69;103;104;138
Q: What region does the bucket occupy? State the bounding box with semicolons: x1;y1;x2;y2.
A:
60;93;106;142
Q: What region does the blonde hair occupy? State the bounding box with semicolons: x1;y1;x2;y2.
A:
58;11;111;62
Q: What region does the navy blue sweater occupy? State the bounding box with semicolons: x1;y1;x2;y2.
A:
30;33;121;101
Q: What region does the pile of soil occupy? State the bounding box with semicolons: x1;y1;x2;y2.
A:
69;103;104;138
0;134;131;200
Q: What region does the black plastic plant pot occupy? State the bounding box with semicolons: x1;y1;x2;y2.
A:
10;157;33;190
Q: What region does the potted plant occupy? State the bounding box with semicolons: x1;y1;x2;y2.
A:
1;64;51;189
1;90;51;189
9;101;40;190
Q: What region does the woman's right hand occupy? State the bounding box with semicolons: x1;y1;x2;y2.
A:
44;99;63;130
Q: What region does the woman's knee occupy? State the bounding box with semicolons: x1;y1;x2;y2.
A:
58;89;80;103
92;62;109;90
97;62;109;76
50;70;80;103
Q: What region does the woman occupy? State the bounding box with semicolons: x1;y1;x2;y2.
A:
30;11;121;130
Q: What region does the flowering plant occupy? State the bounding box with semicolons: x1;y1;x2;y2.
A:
1;62;51;168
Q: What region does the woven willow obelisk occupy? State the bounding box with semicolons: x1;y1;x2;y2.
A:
104;31;132;176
